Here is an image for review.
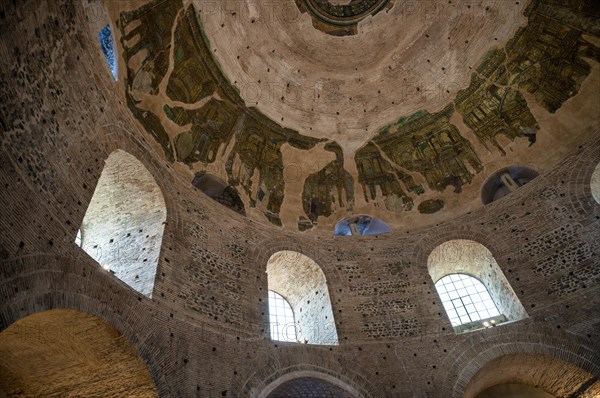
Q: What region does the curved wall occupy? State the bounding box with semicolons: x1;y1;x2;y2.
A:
0;309;158;397
0;0;599;397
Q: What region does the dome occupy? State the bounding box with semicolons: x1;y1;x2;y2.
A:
0;0;599;397
111;0;599;234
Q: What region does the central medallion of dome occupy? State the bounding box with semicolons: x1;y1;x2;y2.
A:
295;0;393;36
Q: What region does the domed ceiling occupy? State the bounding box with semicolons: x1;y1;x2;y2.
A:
114;0;600;233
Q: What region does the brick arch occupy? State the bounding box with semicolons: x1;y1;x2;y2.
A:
411;229;506;269
0;308;157;397
407;230;512;299
0;254;173;397
434;326;600;398
463;353;599;398
564;138;600;217
90;123;182;232
260;370;365;397
250;235;325;267
242;363;377;398
266;250;338;345
424;239;528;332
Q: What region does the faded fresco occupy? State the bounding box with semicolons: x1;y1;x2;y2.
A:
119;0;600;231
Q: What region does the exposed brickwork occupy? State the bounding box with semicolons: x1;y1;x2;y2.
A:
267;377;354;398
0;309;158;397
0;0;599;397
267;251;338;345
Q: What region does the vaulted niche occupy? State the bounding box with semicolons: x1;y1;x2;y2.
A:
0;309;157;397
264;377;359;398
192;172;245;215
79;150;166;297
481;166;539;205
476;384;556;398
266;251;338;345
428;240;527;333
465;353;599;398
334;215;391;236
591;162;600;205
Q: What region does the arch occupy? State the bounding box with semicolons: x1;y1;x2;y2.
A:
435;327;600;398
79;149;167;297
591;162;600;205
481;166;539;205
475;384;556;398
0;309;158;397
192;172;246;215
259;370;364;398
266;251;338;345
428;240;527;333
334;215;391;236
0;254;173;396
465;353;600;398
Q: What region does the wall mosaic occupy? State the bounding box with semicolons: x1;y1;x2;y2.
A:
118;0;600;232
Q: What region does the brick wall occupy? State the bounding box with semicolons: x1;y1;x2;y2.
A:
0;0;599;397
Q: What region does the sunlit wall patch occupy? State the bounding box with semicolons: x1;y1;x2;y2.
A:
98;24;117;80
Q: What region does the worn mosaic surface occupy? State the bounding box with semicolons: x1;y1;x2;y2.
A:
119;0;600;231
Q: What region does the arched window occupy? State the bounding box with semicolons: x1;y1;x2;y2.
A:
256;369;367;398
267;251;338;345
79;150;166;297
465;353;597;398
192;172;245;215
334;215;391;236
268;291;297;342
98;24;117;80
428;240;527;333
591;162;600;205
435;274;500;327
481;166;539;205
